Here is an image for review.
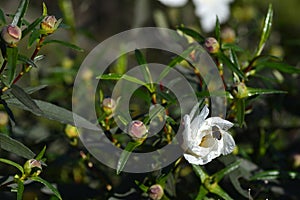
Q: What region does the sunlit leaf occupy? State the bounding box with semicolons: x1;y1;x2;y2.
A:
255;4;273;56
0;133;35;159
30;177;62;200
97;73;148;89
0;158;24;174
42;40;83;52
11;0;29;27
192;164;208;182
116;141;143;175
35;146;46;161
195;185;209;200
250;170;300;181
212;160;241;182
218;52;245;79
247;87;287;96
177;26;205;43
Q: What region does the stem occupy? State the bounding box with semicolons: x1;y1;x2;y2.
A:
0;60;7;74
12;36;45;84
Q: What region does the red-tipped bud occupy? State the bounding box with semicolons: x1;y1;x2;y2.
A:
1;25;22;46
204;37;220;54
40;15;58;35
149;184;164;200
102;98;117;115
128;120;148;141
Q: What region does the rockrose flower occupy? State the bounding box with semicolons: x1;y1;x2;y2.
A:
182;104;235;165
158;0;234;32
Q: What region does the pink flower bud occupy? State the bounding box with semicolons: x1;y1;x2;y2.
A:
128;120;148;141
24;159;42;176
149;184;164;200
1;25;22;46
204;37;220;54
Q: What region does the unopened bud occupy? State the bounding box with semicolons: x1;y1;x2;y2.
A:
24;159;42;176
236;82;248;98
1;25;22;46
128;120;148;141
65;124;78;138
0;111;9;126
102;98;116;115
40;15;58;35
204;37;220;54
221;27;236;43
149;184;164;200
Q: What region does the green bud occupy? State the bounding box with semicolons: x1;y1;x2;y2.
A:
0;111;9;126
236;82;248;98
65;124;78;138
102;98;116;115
24;159;42;176
204;37;220;54
128;120;148;141
1;25;22;46
149;184;164;200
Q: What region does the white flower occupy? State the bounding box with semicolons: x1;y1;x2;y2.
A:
157;0;234;32
182;104;235;165
158;0;188;7
193;0;234;32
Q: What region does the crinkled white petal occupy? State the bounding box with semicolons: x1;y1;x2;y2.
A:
192;0;234;32
158;0;188;7
205;117;234;130
221;131;235;155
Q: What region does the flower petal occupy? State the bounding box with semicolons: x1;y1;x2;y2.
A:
158;0;188;7
221;132;235;155
205;117;233;130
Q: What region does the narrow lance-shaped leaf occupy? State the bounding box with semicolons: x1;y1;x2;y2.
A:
6;47;18;85
28;29;41;47
0;8;6;25
30;176;62;200
10;84;43;115
18;54;38;68
255;4;273;57
215;16;221;43
0;133;35;159
22;16;44;38
0;158;24;174
250;170;300;181
209;183;234;200
35;146;46;161
135;49;154;92
247;87;287;96
11;0;29;27
195;185;209;200
176;26;205;43
42;39;84;52
212;160;241;183
255;61;300;74
116;141;143;175
218;52;246;79
236;99;245;127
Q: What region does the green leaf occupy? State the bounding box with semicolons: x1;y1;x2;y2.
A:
35;146;46;161
28;29;41;47
222;43;244;52
22;16;44;38
42;3;48;16
116;141;143;175
255;4;273;56
177;26;205;43
144;105;165;125
0;133;35;159
6;47;18;85
192;164;208;182
10;85;43;115
0;158;24;174
209;184;234;200
0;8;6;25
247;87;287;96
97;73;149;89
17;180;24;200
195;185;209;200
11;0;29;27
255;61;300;74
236;99;245;127
18;54;37;68
30;177;62;200
5;98;95;128
215;17;221;42
212;160;241;183
134;180;148;192
135;49;154;92
24;85;48;94
250;170;300;181
42;40;83;52
218;52;245;79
